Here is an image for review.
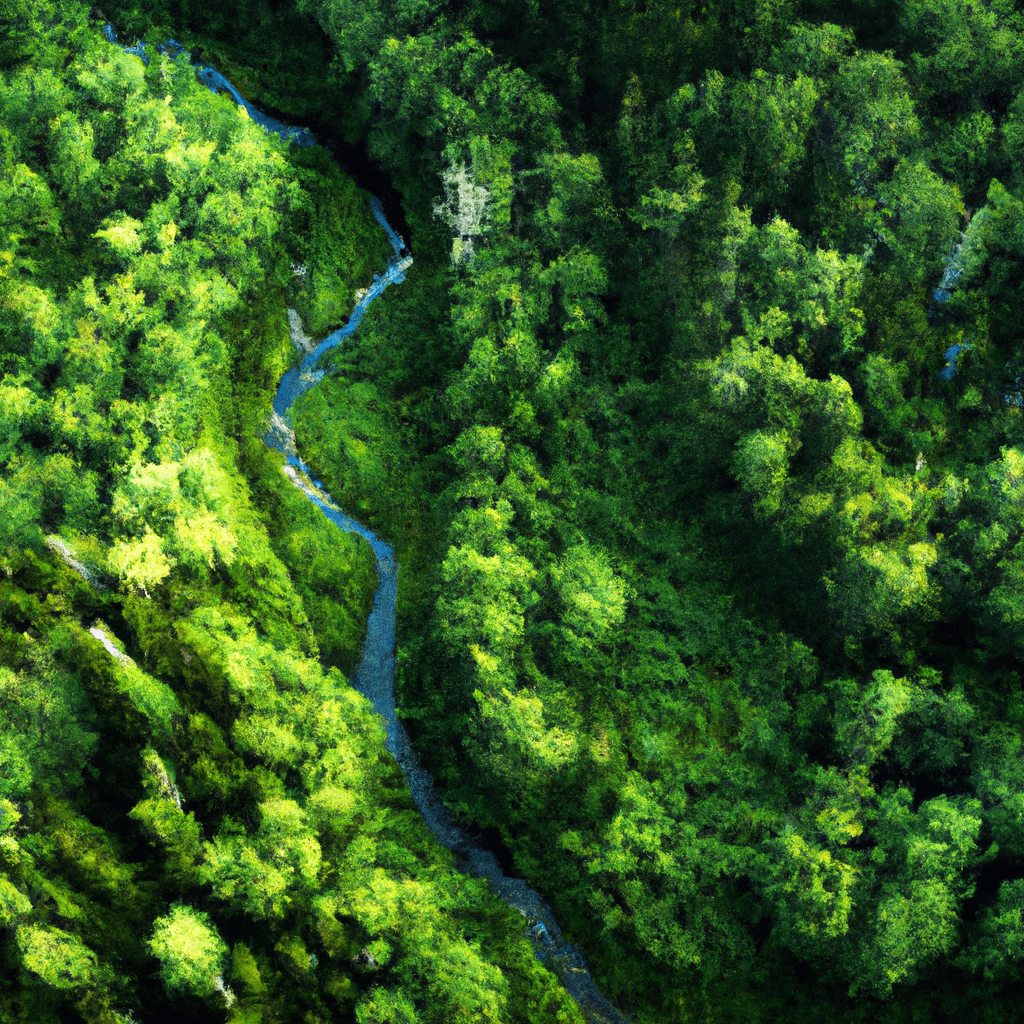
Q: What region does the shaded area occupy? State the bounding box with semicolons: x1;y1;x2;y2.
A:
266;220;631;1024
103;18;628;1024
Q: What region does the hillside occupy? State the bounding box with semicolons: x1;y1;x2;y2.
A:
5;0;1024;1021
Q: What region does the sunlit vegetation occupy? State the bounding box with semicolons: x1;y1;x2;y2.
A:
0;2;580;1021
8;0;1024;1020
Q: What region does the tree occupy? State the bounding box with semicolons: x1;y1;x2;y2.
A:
895;0;1024;111
730;70;818;205
958;878;1024;982
875;159;963;287
0;874;31;927
355;987;419;1024
830;669;912;766
295;0;440;74
437;499;539;693
760;830;859;954
0;631;101;798
847;791;982;996
731;428;793;520
17;924;101;991
199;801;322;921
528;150;616;255
828;49;920;191
129;748;202;883
549;542;629;653
148;904;231;1001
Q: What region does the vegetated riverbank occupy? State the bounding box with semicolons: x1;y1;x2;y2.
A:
18;1;1024;1021
102;14;628;1022
270;201;632;1024
89;1;413;243
0;6;588;1020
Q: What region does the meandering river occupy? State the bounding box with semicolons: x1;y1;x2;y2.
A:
102;21;629;1024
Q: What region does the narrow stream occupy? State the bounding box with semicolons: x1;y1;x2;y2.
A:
102;22;629;1024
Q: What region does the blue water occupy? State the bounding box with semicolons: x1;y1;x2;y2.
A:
102;23;317;146
102;22;628;1024
929;212;1023;404
852;165;997;387
938;342;971;381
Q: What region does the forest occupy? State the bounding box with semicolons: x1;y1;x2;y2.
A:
4;0;1024;1020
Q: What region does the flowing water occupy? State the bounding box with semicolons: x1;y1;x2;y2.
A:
102;21;629;1024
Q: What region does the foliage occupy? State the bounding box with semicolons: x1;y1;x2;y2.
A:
12;0;1024;1021
277;0;1024;1020
0;4;582;1023
147;904;228;998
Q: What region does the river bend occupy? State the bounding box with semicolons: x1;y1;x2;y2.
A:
101;22;629;1024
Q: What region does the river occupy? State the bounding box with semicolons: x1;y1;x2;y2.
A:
101;21;630;1024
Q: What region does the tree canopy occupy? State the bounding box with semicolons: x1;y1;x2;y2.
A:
8;0;1024;1021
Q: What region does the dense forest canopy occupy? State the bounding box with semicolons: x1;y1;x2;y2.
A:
6;0;1024;1021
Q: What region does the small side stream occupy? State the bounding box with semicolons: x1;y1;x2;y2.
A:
102;21;629;1024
